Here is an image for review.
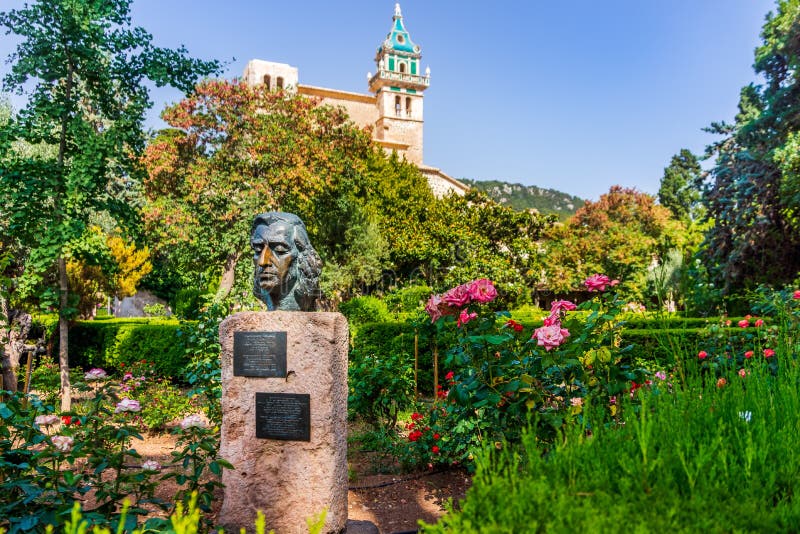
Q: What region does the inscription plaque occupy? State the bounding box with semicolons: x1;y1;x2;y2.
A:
234;331;287;377
255;392;311;441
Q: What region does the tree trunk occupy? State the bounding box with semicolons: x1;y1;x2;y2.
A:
57;55;74;412
59;257;71;411
0;298;31;393
214;252;241;302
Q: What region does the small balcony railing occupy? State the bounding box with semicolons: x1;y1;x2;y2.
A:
370;69;430;87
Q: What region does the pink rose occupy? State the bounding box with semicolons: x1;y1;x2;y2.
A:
425;294;443;323
738;319;749;328
794;290;800;300
84;368;108;381
141;460;161;471
442;284;472;307
468;278;497;304
35;414;60;427
542;314;559;327
51;435;74;452
115;398;141;413
550;300;577;315
755;319;764;327
584;274;612;292
764;348;775;358
180;414;207;429
457;309;478;327
533;324;570;351
698;350;708;360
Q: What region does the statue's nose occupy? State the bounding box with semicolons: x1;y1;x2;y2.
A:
257;247;274;267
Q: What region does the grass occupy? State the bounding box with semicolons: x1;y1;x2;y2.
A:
424;352;800;533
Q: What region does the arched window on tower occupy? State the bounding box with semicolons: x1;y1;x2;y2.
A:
399;62;406;74
277;77;284;90
263;75;271;90
395;95;401;116
406;97;412;117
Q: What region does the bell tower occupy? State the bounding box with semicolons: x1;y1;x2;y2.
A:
368;3;430;165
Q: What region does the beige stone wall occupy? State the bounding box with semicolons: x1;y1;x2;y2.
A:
243;60;299;91
376;115;424;165
297;85;378;129
421;166;470;197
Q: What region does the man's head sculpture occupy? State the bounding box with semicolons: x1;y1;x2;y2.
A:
251;212;322;311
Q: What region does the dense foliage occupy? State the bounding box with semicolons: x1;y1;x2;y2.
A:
542;186;692;302
425;288;800;532
658;149;703;222
0;375;228;533
700;0;800;296
0;0;219;409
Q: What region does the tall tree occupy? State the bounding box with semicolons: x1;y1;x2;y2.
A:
543;186;688;302
700;1;800;295
141;80;382;302
658;148;702;221
141;80;445;304
0;0;219;409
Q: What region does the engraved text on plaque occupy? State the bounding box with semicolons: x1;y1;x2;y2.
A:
255;392;311;441
233;331;287;377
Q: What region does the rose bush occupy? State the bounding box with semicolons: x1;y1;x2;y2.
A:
403;275;648;468
0;368;231;533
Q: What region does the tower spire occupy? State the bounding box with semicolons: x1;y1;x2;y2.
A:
394;3;402;19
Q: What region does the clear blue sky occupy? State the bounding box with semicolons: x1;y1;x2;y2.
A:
0;1;776;200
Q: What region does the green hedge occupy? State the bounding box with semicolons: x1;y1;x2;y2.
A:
619;328;709;365
352;320;750;381
353;321;438;395
68;319;190;379
339;296;392;330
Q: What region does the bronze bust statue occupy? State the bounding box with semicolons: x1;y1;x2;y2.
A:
251;212;322;311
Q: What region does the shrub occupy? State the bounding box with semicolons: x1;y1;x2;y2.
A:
348;349;415;430
28;359;84;407
179;304;227;425
69;320;189;379
0;379;232;533
172;288;208;320
383;284;432;315
401;276;649;470
132;378;194;431
339;296;391;329
353;320;436;397
143;303;169;317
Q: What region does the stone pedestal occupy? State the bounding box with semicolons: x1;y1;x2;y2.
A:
218;311;348;534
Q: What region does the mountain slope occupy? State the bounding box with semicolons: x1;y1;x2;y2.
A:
461;179;584;219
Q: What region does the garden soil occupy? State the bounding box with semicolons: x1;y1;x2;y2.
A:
136;431;470;534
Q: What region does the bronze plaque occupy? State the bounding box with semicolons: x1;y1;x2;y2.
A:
255;392;310;441
233;331;287;377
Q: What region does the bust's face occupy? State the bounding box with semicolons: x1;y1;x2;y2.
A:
251;222;298;296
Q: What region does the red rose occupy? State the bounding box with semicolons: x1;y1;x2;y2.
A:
432;445;440;453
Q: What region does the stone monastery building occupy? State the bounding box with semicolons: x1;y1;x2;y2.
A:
243;4;469;198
